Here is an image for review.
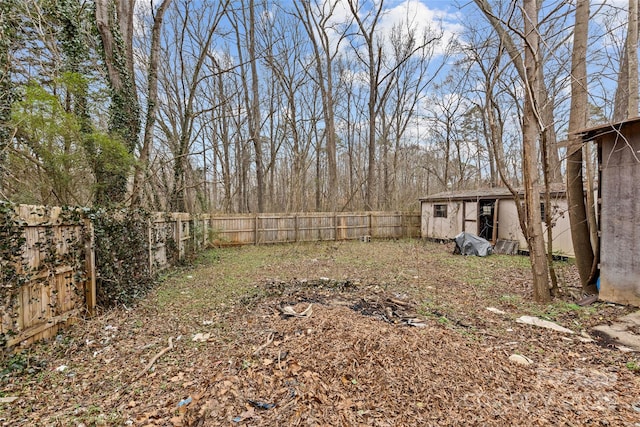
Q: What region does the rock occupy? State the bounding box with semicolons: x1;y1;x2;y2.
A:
509;354;533;366
192;333;211;342
486;307;506;315
516;316;575;334
591;310;640;352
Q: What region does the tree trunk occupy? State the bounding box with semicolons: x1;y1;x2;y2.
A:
0;0;16;196
628;0;639;117
538;81;562;183
523;0;550;302
365;45;378;210
614;44;630;122
566;0;597;292
248;0;265;213
614;0;639;121
95;0;140;205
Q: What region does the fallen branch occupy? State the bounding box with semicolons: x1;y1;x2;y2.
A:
253;332;275;355
387;297;410;307
279;303;313;318
135;336;174;380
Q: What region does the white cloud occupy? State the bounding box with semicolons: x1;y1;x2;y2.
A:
307;0;461;60
376;0;462;55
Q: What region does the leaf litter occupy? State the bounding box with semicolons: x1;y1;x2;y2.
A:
1;240;639;426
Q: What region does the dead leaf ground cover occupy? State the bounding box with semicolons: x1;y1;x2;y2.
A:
2;239;640;426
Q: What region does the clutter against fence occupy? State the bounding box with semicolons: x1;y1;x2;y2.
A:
0;204;419;349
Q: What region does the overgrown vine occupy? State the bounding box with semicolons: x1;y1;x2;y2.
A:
89;208;154;307
0;201;26;302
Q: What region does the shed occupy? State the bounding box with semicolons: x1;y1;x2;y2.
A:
577;117;640;306
419;185;574;257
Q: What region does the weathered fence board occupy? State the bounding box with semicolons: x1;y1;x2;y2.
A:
2;205;90;347
205;212;420;245
2;208;419;348
208;215;256;245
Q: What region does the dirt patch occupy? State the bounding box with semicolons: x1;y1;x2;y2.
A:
2;240;639;426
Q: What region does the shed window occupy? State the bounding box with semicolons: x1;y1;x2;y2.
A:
434;204;448;218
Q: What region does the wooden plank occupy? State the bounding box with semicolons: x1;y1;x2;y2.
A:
6;309;81;347
82;219;96;316
492;200;499;244
175;217;183;260
147;218;154;274
254;215;259;245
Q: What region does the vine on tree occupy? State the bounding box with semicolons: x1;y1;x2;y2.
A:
90;208;155;307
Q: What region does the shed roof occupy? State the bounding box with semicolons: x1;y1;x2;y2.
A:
419;184;566;202
574;116;640;141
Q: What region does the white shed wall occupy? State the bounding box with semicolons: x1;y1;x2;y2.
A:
421;201;462;239
421;197;574;257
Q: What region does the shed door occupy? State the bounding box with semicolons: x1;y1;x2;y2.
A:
478;199;499;243
464;201;477;233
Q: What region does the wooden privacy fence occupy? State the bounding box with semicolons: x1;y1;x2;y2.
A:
1;208;419;348
0;205;95;349
206;212;421;245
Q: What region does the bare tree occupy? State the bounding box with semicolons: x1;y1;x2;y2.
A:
613;0;639;120
472;0;550;301
131;0;172;207
566;0;597;293
205;50;239;212
226;0;266;213
259;11;314;212
472;0;562;184
381;21;445;207
293;0;348;211
156;0;229;212
335;55;369;210
521;0;550;302
462;30;510;188
345;0;386;210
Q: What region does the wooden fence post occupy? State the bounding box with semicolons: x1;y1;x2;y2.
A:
203;215;209;248
147;218;154;274
83;218;96;316
401;212;406;238
175;215;183;261
190;216;195;254
254;214;259;245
